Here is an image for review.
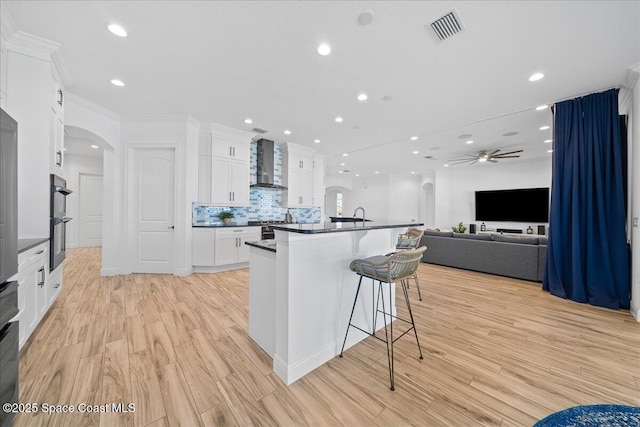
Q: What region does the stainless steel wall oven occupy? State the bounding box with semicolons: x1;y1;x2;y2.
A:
50;175;72;272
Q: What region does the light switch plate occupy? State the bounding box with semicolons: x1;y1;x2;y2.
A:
633;217;639;227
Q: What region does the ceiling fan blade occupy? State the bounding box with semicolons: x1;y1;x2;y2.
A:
450;160;473;165
448;157;476;162
495;155;521;159
469;160;478;166
494;149;523;157
488;149;501;156
488;159;498;163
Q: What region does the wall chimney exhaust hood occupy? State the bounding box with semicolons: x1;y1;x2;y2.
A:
251;139;287;190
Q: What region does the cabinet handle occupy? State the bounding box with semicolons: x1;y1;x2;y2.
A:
57;89;63;106
36;250;44;255
233;147;236;157
229;146;232;156
232;192;235;201
38;267;45;287
229;191;232;201
54;283;60;289
56;150;62;166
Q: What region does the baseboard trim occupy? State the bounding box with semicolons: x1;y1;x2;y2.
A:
100;267;121;276
193;262;249;273
175;267;193;276
631;305;639;322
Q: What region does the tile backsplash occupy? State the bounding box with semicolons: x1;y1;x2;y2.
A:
193;142;321;225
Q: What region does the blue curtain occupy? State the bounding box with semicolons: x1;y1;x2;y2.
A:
543;89;630;309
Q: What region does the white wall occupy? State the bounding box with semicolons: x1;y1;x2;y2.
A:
345;176;389;222
446;158;552;232
63;153;103;248
64;93;122;275
628;65;640;321
388;175;421;222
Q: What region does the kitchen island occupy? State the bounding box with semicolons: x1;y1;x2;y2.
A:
247;220;423;385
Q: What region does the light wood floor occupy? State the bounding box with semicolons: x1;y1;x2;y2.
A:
14;247;640;427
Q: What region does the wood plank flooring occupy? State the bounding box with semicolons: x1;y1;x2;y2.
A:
14;247;640;426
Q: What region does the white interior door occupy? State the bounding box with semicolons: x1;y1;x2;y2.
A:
78;173;103;247
131;147;175;274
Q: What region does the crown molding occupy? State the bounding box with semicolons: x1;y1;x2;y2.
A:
65;92;121;122
0;3;17;41
207;122;256;139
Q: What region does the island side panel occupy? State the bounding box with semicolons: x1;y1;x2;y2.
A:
248;246;277;356
273;227;404;385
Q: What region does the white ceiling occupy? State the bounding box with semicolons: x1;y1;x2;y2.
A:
4;1;639;177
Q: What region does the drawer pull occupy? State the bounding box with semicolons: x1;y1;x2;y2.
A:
54;283;61;289
35;250;45;255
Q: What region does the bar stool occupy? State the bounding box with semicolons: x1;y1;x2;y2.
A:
340;246;427;391
389;228;425;300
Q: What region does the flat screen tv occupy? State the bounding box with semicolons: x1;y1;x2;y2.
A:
475;187;549;223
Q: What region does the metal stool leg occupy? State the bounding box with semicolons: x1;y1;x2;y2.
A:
340;276;363;357
379;281;395;391
413;272;422;301
401;279;423;360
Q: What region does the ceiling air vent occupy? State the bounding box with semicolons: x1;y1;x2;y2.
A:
424;155;436;160
252;127;268;134
429;10;464;41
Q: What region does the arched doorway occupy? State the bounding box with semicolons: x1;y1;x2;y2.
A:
420;182;435;229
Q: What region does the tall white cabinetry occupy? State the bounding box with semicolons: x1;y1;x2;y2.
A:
50;67;65;174
198;124;254;206
281;143;318;208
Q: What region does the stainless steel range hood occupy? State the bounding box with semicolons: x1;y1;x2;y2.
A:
251;139;287;190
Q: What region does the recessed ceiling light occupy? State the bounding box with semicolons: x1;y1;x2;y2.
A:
90;145;99;149
540;125;550;130
110;79;125;87
357;93;368;101
338;170;343;174
536;105;548;111
375;171;379;174
340;163;345;166
63;147;67;151
335;116;343;123
314;139;320;143
412;151;419;154
410;136;418;141
357;10;375;26
547;149;553;153
544;139;552;143
410;171;415;174
284;130;291;135
466;140;474;144
244;118;253;124
355;174;360;177
317;43;331;56
529;72;545;82
107;24;127;37
444;164;449;167
342;153;348;157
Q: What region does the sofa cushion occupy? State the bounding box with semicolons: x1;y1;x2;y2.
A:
493;234;539;245
425;230;453;237
452;233;493;241
538;236;548;245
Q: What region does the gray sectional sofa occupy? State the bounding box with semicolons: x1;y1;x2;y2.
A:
419;231;548;282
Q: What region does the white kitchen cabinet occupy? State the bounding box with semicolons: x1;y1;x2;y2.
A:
10;242;49;350
46;265;63;308
0;32;7;110
214;227;260;266
281;143;317;208
198;125;253;207
192;228;215;266
50;109;64;173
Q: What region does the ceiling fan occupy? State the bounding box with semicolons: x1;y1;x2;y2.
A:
448;149;523;165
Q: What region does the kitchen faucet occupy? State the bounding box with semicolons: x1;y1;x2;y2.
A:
353;207;365;224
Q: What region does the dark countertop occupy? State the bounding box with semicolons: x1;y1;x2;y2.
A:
193;223;256;228
245;240;277;253
271;221;424;234
18;238;49;253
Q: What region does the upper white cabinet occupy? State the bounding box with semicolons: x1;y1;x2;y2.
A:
198;124;254;206
49;65;64;174
0;32;7;110
281;143;318;208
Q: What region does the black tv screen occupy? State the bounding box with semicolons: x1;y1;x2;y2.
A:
475;187;549;223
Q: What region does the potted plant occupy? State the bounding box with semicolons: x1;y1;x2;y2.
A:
451;222;467;233
218;211;234;225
